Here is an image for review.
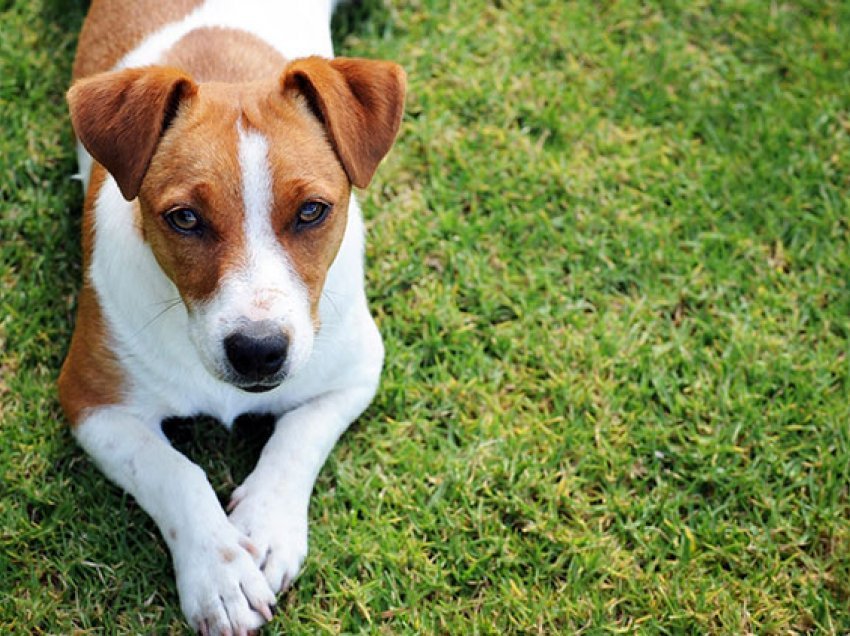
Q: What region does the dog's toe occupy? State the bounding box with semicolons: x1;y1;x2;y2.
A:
228;484;309;594
177;523;275;636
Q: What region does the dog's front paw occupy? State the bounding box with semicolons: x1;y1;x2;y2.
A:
173;524;276;636
228;483;309;594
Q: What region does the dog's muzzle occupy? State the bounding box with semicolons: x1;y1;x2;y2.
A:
223;320;289;392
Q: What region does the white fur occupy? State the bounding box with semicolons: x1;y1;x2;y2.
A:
72;2;385;634
118;0;335;69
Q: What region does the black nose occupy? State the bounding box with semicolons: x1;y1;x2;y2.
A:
224;321;288;381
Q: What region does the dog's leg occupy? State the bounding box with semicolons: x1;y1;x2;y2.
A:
75;407;276;635
228;381;379;593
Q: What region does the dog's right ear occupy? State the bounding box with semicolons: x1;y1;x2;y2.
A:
67;67;197;201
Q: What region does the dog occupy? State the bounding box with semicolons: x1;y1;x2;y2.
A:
58;1;405;633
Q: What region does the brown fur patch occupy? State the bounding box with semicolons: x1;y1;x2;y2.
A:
161;27;286;83
58;284;126;425
73;0;203;80
59;167;127;425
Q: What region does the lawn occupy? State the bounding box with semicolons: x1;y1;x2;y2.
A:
2;0;850;633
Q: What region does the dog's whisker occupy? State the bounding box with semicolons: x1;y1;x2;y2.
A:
130;298;183;339
320;290;343;320
150;296;183;308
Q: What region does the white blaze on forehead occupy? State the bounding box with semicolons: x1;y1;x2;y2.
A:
237;122;279;295
234;123;307;315
239;124;274;244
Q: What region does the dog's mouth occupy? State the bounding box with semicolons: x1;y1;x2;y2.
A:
240;382;281;394
223;372;287;394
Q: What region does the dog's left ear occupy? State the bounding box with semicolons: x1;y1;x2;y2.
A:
282;57;406;188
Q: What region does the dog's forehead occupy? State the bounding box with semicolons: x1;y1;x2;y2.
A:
194;79;270;115
157;79;337;180
165;80;269;146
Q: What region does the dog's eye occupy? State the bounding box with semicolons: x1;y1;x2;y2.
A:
297;200;331;227
164;208;203;234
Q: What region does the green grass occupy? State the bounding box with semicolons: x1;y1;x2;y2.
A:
2;0;850;632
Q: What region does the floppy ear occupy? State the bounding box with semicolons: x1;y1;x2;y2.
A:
281;56;406;188
67;67;197;201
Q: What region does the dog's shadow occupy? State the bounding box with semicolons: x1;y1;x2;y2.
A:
163;413;276;495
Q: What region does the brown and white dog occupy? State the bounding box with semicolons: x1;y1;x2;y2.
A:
58;1;404;633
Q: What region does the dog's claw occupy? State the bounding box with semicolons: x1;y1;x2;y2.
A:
280;574;292;593
228;485;246;513
259;602;273;622
242;580;275;622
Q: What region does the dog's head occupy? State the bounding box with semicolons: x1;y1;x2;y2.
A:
68;58;405;392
